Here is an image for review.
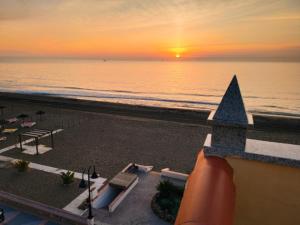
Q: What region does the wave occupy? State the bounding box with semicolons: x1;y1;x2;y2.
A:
4;83;223;98
249;110;300;118
9;89;300;117
1;85;300;117
5;82;300;101
49;92;220;106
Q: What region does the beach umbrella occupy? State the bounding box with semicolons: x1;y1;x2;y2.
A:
36;110;45;121
0;119;8;129
0;106;5;116
17;114;29;122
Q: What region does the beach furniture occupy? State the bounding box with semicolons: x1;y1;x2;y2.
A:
0;136;7;142
17;114;29;122
36;110;46;121
19;129;54;154
21;144;52;155
2;128;18;134
6;117;18;123
0;106;5;116
0;120;8;130
21;121;36;128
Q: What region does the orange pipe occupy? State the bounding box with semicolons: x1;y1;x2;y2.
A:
175;150;235;225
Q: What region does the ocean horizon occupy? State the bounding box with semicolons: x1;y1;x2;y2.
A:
0;60;299;117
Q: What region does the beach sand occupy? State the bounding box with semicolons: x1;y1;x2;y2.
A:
0;93;300;179
0;167;84;208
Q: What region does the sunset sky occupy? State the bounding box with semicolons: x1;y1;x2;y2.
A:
0;0;299;60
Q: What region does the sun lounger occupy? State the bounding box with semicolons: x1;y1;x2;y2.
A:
21;121;36;128
0;136;7;142
2;128;18;134
6;117;18;123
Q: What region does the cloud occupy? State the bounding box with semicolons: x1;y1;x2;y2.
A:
245;15;300;21
0;0;300;59
0;0;61;20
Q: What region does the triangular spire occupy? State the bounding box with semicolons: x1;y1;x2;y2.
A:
213;75;248;125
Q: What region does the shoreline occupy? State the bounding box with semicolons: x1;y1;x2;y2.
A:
0;91;299;132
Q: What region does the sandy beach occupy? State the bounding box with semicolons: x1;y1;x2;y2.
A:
0;92;300;180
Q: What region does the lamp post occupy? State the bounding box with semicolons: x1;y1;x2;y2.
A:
79;166;98;224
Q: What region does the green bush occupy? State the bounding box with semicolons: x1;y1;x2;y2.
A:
13;160;29;172
156;180;184;198
60;171;75;185
152;180;184;223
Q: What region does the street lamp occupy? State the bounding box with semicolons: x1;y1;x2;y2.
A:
91;166;98;179
79;166;98;223
79;169;87;188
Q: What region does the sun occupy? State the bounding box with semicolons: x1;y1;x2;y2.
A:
168;47;186;59
170;47;186;59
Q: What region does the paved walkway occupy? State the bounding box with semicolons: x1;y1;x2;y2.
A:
0;203;59;225
92;172;169;225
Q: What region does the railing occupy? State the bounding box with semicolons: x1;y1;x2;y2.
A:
0;191;88;225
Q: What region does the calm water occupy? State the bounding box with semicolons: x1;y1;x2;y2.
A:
0;60;299;117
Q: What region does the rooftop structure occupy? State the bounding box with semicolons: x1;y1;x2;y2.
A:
204;75;300;168
206;75;253;154
212;75;248;126
176;75;300;225
19;129;55;155
175;151;235;225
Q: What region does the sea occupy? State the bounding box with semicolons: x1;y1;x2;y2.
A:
0;60;299;117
